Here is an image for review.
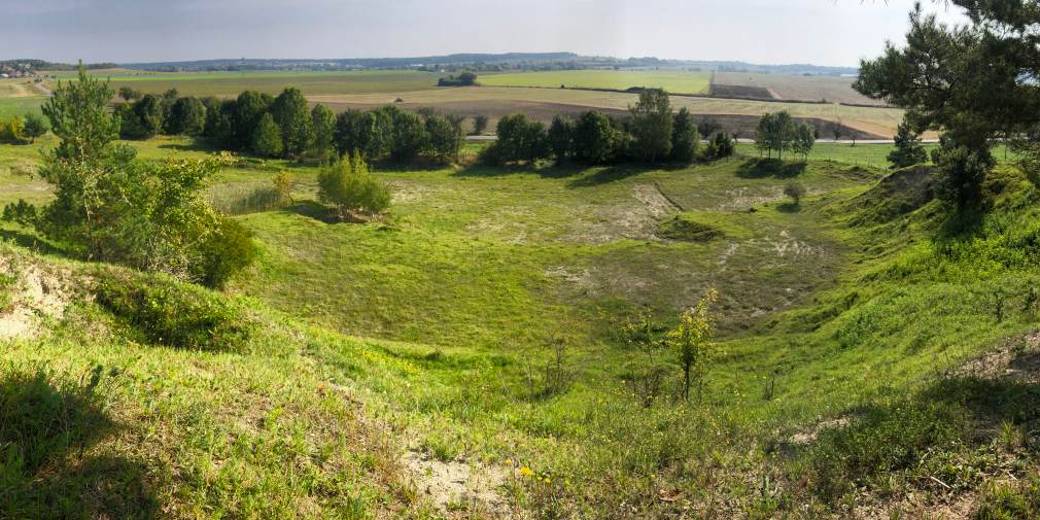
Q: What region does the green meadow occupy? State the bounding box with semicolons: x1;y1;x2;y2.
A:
4;131;1040;517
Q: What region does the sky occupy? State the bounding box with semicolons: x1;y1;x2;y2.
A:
3;0;967;67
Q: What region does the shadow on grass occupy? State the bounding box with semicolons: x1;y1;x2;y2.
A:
566;164;664;188
453;162;584;179
0;229;68;257
736;158;807;179
0;367;158;518
282;200;338;223
156;140;216;153
777;202;802;213
793;349;1040;504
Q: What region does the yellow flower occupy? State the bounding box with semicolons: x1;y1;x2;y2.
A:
519;466;534;477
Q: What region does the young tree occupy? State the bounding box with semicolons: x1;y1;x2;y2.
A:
252;113;284;158
548;115;574;162
317;152;391;218
704;132;735;161
670;107;700;163
629;88;673;163
271;87;315;159
21;113;47;143
888;119;927;169
792;123;816;160
784;181;806;205
669;289;718;402
310;103;337;162
472;114;489;135
42;67;121;163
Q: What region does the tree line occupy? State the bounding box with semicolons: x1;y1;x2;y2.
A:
115;87;467;165
754;111;816;160
481;89;736;166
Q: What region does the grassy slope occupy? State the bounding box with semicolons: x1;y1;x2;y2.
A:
4;135;1040;517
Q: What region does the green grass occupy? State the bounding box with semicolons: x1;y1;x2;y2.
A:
4;134;1040;517
479;70;712;94
0;97;44;120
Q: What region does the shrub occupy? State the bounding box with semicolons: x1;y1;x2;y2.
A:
94;272;251;351
192;217;257;288
0;116;27;144
703;132;735;161
472;114;489;135
21;113;47;143
317;153;391;218
784;182;807;205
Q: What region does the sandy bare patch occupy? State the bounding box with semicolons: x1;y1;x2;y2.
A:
401;450;511;516
789;416;852;445
0;256;78;340
562;183;681;244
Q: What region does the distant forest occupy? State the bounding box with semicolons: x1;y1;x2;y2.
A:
115;53;859;76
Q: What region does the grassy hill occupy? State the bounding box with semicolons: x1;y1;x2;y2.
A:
3;137;1040;518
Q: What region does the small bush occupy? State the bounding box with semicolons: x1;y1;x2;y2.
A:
784;182;807;205
94;272;252;351
317;153;391;219
192;217;257;289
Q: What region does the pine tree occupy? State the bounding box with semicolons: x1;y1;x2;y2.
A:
888;120;927;169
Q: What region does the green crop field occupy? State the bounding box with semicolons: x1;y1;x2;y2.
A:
479;69;712;94
5;129;1040;517
42;69;446;97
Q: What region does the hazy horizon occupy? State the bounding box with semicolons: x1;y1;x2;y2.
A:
6;0;965;68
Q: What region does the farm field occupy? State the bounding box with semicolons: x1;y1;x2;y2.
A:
712;71;884;105
41;69;446;97
478;69;711;94
15;71;904;137
311;86;906;138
